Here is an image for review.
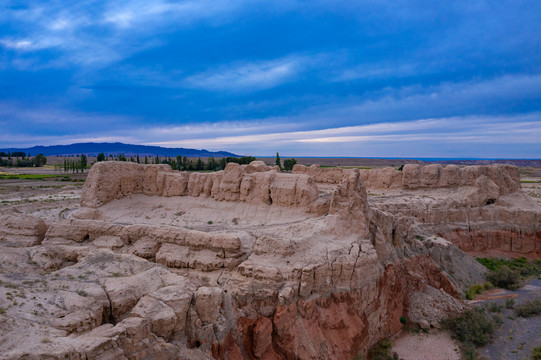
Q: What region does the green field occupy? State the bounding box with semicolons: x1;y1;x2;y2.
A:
0;173;69;180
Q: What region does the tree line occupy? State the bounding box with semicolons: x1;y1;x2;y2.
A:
56;155;88;173
1;151;300;173
0;153;47;167
94;153;257;171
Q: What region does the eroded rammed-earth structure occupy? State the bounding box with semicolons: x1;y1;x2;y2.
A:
0;161;539;359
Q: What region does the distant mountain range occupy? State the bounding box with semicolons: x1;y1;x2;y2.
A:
0;142;239;158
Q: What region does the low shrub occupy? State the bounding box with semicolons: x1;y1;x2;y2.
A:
505;298;515;309
465;282;493;300
515;300;541;318
443;307;503;358
486;266;521;290
367;338;398;360
487;302;503;313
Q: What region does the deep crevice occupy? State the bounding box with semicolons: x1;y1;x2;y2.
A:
102;287;116;325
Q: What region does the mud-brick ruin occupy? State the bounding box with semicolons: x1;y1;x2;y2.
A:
0;161;540;359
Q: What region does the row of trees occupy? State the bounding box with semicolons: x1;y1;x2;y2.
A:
0;154;47;167
94;153;257;171
0;152;300;172
55;155;88;173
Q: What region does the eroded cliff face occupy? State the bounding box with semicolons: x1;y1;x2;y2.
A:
295;164;540;259
0;161;538;360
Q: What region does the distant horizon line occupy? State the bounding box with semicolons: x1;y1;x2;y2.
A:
0;142;539;161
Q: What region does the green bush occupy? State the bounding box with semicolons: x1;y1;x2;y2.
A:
488;302;502;313
400;315;407;324
367;338;398;360
443;308;502;347
505;298;515;309
515;300;541;318
465;282;493;300
283;158;297;171
486;265;521;290
466;284;484;300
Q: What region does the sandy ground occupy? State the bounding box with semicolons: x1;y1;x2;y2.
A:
392;330;461;360
0;167;85;221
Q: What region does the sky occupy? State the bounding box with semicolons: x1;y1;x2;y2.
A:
0;0;540;158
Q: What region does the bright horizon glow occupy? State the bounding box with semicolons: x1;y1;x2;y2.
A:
0;1;540;158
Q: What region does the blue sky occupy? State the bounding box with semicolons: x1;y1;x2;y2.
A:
0;0;540;158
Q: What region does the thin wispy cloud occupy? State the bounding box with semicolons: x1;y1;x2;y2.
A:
102;0;237;29
184;56;306;91
0;0;249;68
144;114;541;147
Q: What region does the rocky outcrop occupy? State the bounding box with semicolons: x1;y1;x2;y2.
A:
44;219;248;272
0;214;47;246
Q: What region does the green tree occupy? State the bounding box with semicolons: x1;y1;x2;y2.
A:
225;156;256;165
283;158;297;171
34;154;47;167
80;154;87;171
136;154;140;164
97;153;105;162
207;157;216;170
275;152;282;169
182;156;188;170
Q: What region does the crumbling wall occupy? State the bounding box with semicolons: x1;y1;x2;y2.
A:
293;163;521;195
82;161;319;209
